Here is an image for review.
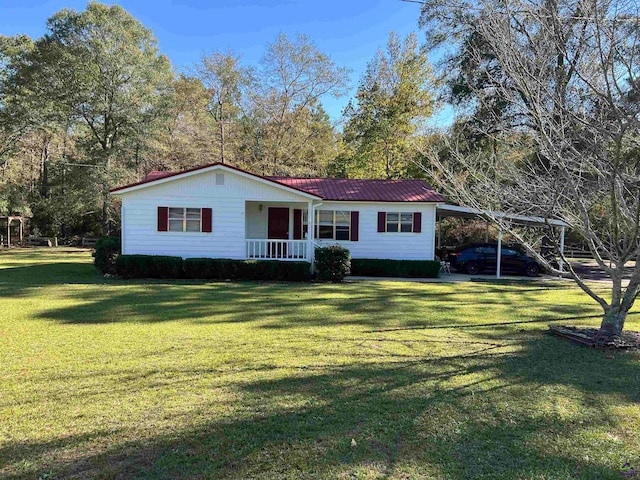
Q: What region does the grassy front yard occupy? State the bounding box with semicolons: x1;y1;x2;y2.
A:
1;249;639;479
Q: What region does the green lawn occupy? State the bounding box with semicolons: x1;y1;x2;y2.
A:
1;249;639;479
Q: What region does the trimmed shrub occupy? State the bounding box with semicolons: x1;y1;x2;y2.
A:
115;255;311;281
351;259;441;278
183;258;237;280
183;258;311;282
239;260;311;281
116;254;183;279
94;236;121;274
315;246;351;283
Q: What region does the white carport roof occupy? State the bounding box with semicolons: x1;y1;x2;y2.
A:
436;204;569;227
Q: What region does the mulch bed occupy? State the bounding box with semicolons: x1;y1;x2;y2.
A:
549;325;640;350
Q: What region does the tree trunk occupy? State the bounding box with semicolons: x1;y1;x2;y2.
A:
598;306;627;338
39;138;50;199
219;100;225;164
102;185;110;236
101;156;112;236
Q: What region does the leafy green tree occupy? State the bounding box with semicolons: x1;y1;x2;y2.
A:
196;52;251;164
6;2;173;234
147;75;219;171
293;103;339;176
242;33;349;175
334;32;435;179
0;35;35;170
0;34;60;220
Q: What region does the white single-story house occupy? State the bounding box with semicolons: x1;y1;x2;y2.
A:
110;162;445;264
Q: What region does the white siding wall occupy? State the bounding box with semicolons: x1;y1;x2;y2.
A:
314;201;437;260
245;202;265;239
119;169;313;259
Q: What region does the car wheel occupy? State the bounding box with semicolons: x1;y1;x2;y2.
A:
526;263;540;277
465;261;480;275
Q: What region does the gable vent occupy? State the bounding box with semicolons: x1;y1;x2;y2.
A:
215;173;225;185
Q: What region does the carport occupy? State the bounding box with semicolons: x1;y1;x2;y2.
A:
436;204;568;278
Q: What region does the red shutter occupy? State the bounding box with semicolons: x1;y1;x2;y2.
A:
413;212;422;233
377;212;386;232
202;208;212;233
293;209;302;239
157;207;168;232
350;211;359;241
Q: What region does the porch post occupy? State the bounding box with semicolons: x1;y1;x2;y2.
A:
307;200;315;268
558;225;566;279
496;228;502;279
7;218;11;248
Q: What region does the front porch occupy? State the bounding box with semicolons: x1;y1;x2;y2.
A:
245;201;314;261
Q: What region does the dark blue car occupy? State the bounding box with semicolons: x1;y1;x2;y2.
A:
447;243;541;277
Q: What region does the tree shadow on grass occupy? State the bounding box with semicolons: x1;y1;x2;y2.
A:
0;430;122;476
32;281;594;331
493;330;640;402
1;258;598;331
4;336;637;479
0;262;104;297
367;312;640;333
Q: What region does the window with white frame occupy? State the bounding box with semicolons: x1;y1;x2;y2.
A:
168;207;202;232
386;212;414;233
303;210;351;240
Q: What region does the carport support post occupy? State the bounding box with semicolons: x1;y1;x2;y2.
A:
559;226;565;278
496;228;502;279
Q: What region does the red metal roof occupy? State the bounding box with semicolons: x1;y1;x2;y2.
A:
143;171;174;182
111;162;444;202
267;177;445;203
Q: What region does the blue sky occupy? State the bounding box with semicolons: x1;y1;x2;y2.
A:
1;0;452;125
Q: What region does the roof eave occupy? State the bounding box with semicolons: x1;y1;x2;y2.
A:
321;198;445;203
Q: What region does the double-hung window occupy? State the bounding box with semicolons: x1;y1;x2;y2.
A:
168;207;202;232
303;210;352;240
385;212;414;232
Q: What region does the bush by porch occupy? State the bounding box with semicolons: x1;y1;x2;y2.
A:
113;254;311;281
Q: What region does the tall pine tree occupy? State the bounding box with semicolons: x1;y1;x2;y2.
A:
333;32;435;179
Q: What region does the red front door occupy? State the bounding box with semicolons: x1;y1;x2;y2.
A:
268;207;289;257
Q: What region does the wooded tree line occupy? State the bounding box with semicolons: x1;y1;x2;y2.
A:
0;2;434;237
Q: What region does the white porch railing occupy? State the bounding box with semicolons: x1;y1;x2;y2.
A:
245;239;308;261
